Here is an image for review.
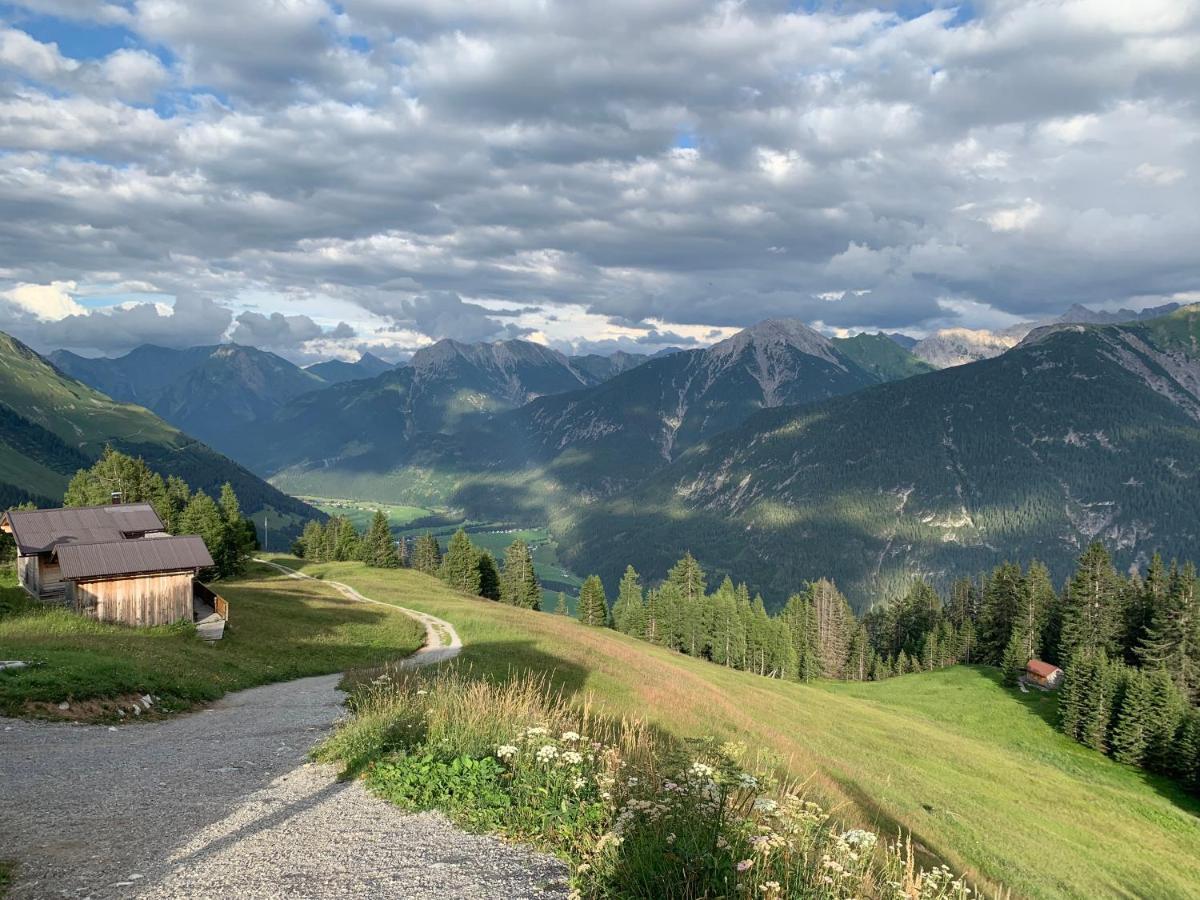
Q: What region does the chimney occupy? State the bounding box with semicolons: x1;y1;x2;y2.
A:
110;491;123;505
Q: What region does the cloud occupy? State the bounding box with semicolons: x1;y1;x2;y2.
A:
5;294;235;354
230;310;325;347
0;0;1195;346
0;281;85;319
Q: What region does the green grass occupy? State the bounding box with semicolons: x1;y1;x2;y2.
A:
0;860;13;897
0;563;425;718
307;497;439;531
266;555;1200;899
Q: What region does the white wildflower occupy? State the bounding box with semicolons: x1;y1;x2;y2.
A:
689;761;715;779
738;773;759;788
753;798;779;814
561;750;584;765
496;744;519;760
561;731;581;742
536;745;559;763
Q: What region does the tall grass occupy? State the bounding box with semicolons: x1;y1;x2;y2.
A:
316;666;981;900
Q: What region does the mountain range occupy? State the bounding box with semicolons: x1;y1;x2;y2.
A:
0;333;317;538
305;351;394;384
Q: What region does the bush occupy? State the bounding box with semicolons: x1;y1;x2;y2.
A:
315;667;978;900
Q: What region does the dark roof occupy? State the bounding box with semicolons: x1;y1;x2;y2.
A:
1027;659;1062;678
1;503;165;554
56;535;213;581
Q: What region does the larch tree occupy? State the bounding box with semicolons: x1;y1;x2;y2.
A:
611;565;646;636
411;534;442;575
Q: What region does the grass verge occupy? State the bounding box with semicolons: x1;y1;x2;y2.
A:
316;665;972;900
272;555;1200;900
0;562;424;720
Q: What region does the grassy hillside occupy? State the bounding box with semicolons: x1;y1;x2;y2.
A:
0;563;424;718
0;331;319;538
267;556;1200;899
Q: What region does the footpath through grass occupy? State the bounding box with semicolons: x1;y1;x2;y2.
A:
272;555;1200;900
0;562;425;719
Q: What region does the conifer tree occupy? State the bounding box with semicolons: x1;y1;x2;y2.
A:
1001;629;1028;687
1111;668;1152;765
298;520;325;561
500;539;540;608
810;578;853;678
1061;650;1116;753
1060;543;1124;662
64;446;169;522
180;490;224;574
577;575;608;627
477;550;501;601
896;649;910;675
980;562;1024;664
1143;666;1185;774
782;592;820;681
1019;561;1055;660
411;534;442;575
611;565;646;636
364;510;400;568
440;529;481;595
554;592;569;616
1138;562;1200;702
215;482;253;578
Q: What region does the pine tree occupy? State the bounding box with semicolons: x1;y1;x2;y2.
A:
667;552;707;655
554;592;569;615
180;490;224;574
577;575;608;627
810;578;853;678
611;565;646;636
1111;667;1152;766
298;520;325;561
896;649;910;675
411;534;442;575
782;592;820;681
1143;666;1185;774
1138;562;1200;703
215;482;252;578
477;550;501;601
364;510;400;568
440;529;481;595
500;539;540;608
1060;543;1124;662
1019;561;1055;660
1061;650;1116;753
980;562;1024;664
1001;629;1028;687
63;446;170;522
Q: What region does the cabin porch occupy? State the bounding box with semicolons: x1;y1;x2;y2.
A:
193;581;229;641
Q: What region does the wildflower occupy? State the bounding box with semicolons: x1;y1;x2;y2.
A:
753;798;779;815
496;744;519;760
572;776;587;790
666;833;676;844
561;731;581;742
839;828;878;851
736;859;754;872
689;761;715;779
536;745;560;763
561;750;584;765
738;773;759;788
524;725;549;737
415;689;428;695
627;776;639;786
716;836;728;849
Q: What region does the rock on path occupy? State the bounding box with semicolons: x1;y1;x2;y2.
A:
0;566;567;899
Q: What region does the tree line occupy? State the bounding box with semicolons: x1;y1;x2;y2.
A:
294;522;543;610
59;447;256;579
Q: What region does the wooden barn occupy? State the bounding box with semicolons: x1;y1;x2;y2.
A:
2;502;227;637
1025;659;1064;690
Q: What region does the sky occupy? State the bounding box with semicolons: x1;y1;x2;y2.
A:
0;0;1196;362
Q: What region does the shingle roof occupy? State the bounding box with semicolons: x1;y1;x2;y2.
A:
1027;659;1062;678
56;535;213;581
1;503;165;554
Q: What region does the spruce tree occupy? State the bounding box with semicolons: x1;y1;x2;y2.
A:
364;510;400;568
1001;629;1028;687
1111;668;1152;766
611;565;646;636
500;539;540;608
180;490;224;574
1060;543;1124;662
1019;561;1055;660
577;575;608;627
477;550;501;601
980;562;1024;664
440;529;481;595
411;534;442;575
782;592;820;681
554;591;569;615
1143;666;1185;774
299;520;325;561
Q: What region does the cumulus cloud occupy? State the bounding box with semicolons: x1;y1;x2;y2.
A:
0;281;85;319
230;310;324;348
0;0;1195;348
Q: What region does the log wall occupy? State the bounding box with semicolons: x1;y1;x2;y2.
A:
74;571;194;627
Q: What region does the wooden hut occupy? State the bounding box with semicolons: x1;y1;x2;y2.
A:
1025;659;1064;689
2;503;226;636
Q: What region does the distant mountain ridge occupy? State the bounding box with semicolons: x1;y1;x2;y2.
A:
305;351;393;384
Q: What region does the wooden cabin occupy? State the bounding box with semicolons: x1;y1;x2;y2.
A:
1025;659;1064;690
2;502;226;638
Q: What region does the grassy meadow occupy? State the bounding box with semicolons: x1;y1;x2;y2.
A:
0;562;424;719
270;555;1200;899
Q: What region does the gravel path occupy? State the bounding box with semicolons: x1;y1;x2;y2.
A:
0;567;568;899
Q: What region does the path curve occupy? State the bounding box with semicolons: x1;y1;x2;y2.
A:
0;563;566;899
253;557;463;666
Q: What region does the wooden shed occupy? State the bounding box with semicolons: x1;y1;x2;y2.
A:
1025;659;1064;690
57;535;215;627
2;503;226;636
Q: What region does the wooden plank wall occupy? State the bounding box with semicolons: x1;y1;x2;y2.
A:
16;554;37;594
77;572;194;627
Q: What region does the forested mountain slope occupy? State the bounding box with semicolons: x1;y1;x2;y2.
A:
563;306;1200;610
263;320;900;500
0;332;318;533
50;343;325;459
